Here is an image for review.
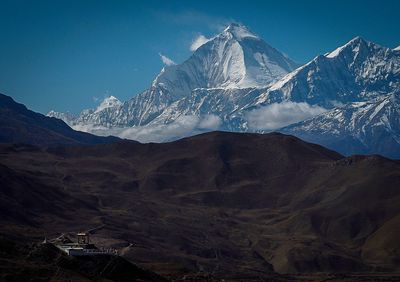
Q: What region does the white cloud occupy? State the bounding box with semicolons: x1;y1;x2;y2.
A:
71;123;109;134
190;34;211;51
72;115;222;143
330;100;345;107
198;114;221;129
159;53;176;66
246;101;327;130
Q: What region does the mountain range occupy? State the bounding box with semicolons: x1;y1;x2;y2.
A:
48;23;400;158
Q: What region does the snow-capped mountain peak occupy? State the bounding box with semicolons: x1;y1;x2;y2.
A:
257;36;400;108
95;96;122;113
395;45;400;51
326;36;369;58
141;23;299;110
47;110;76;122
222;23;259;41
197;23;299;88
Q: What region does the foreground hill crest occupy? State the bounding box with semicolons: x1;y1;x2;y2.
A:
1;130;400;278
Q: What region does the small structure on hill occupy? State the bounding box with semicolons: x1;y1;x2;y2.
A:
77;232;90;245
49;232;117;256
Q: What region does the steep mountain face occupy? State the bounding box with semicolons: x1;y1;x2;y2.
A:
94;95;122;113
280;92;400;158
255;37;400;107
1;131;400;279
188;23;298;89
0;94;119;146
140;23;297;94
147;87;265;129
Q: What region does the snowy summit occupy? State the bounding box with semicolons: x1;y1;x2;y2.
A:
222;23;259;41
95;96;122;113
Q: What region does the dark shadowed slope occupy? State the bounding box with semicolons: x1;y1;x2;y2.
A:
0;94;119;146
1;131;400;280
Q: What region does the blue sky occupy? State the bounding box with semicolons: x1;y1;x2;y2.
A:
0;0;399;114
